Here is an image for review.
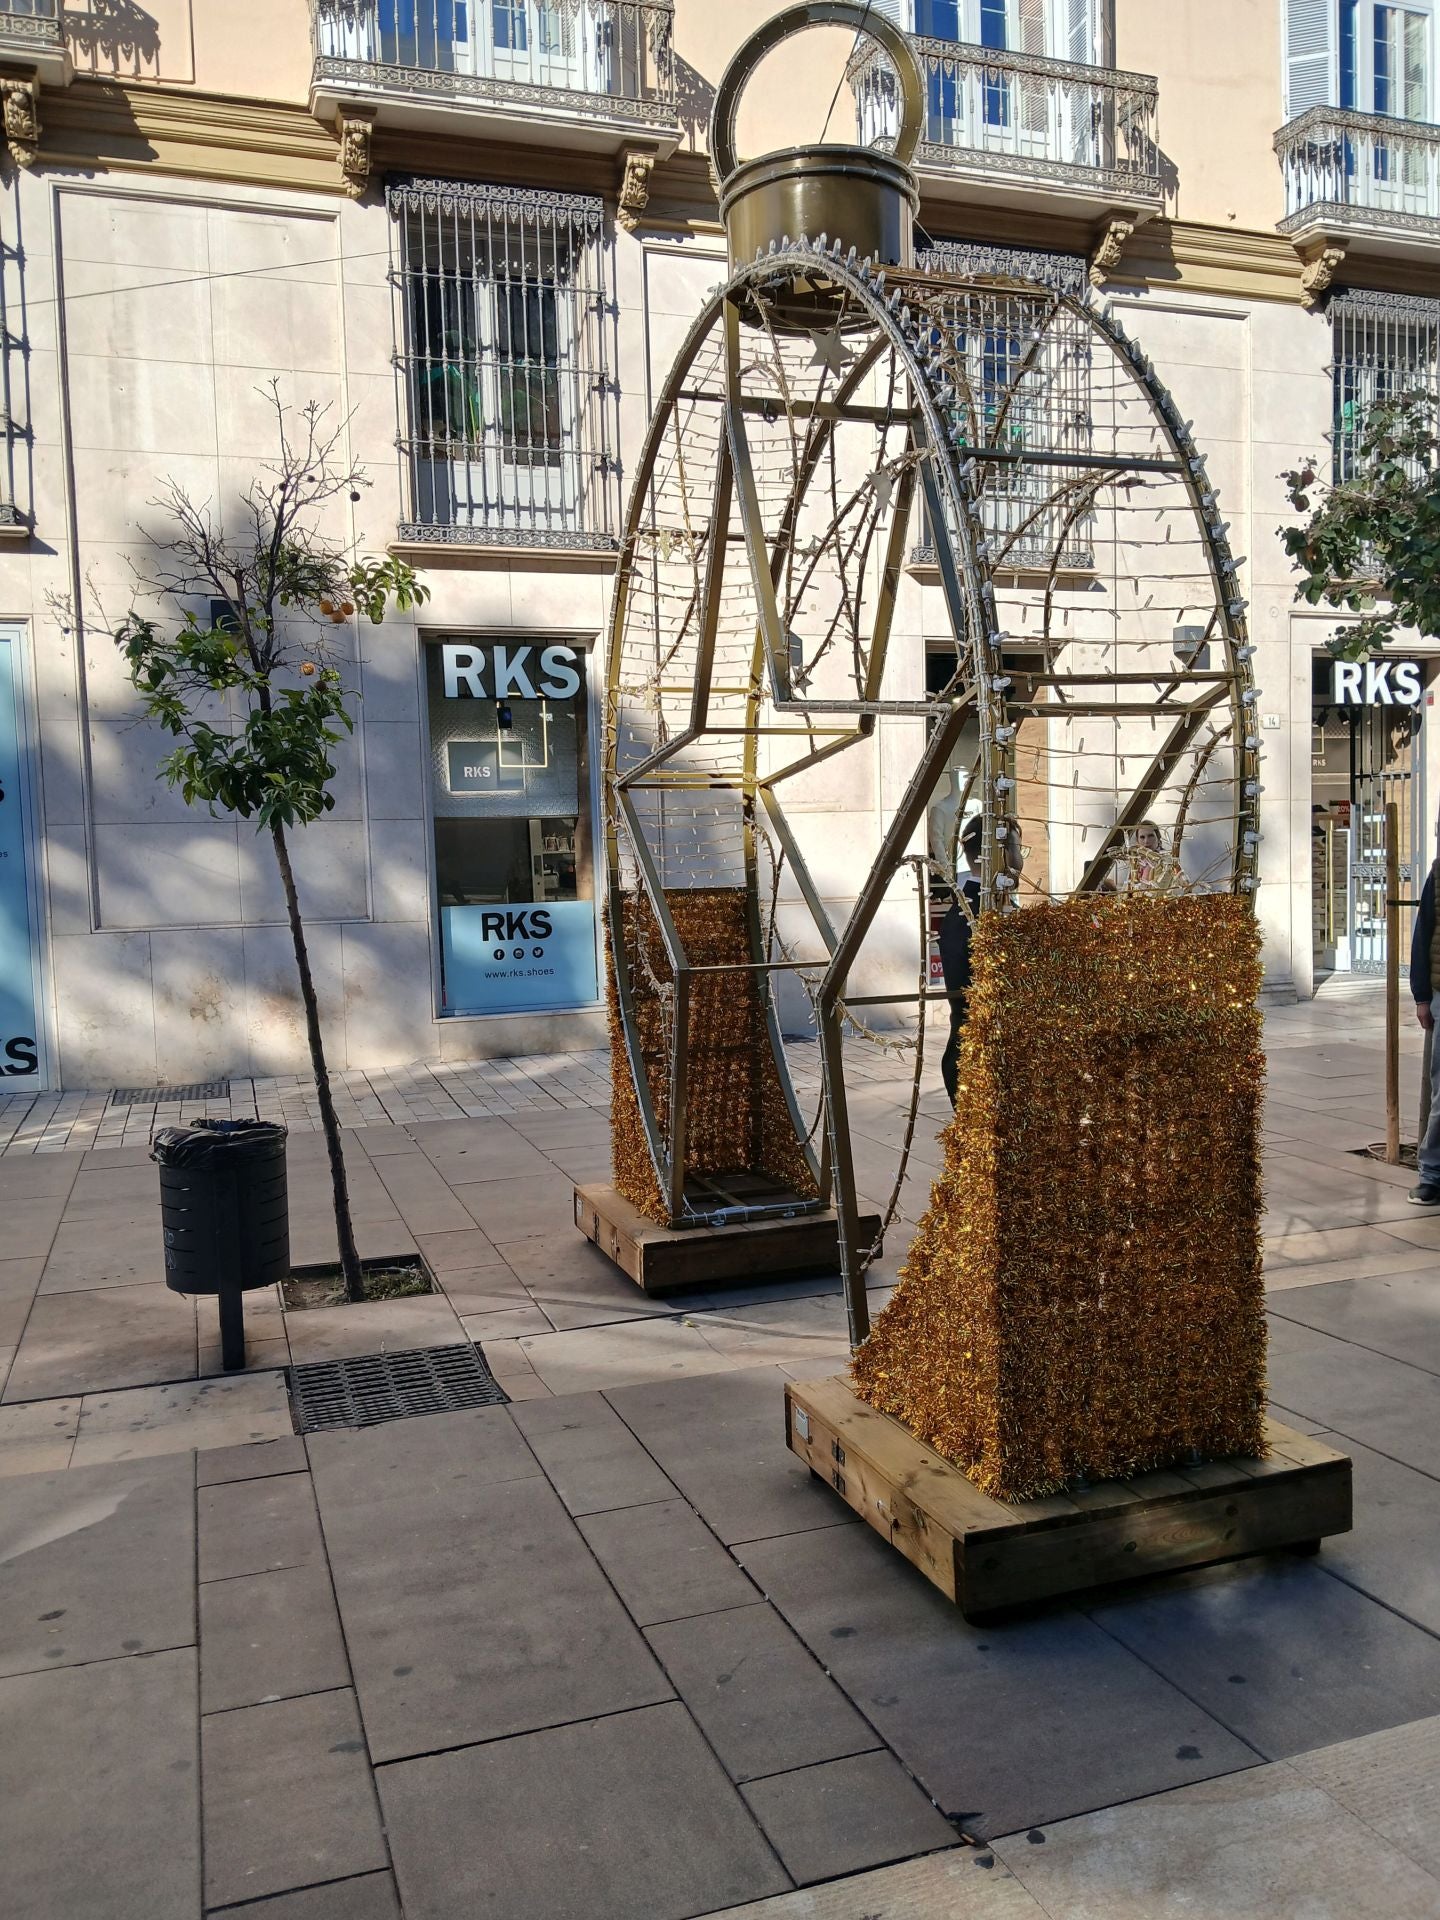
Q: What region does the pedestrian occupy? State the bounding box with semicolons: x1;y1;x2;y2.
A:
1409;859;1440;1205
1131;818;1164;888
938;812;985;1107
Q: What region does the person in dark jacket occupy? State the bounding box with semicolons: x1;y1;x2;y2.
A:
939;813;986;1107
1410;865;1440;1204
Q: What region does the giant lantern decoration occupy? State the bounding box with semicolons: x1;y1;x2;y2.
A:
587;4;1351;1592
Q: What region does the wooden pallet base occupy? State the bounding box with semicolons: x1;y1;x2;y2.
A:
786;1376;1353;1619
574;1184;881;1296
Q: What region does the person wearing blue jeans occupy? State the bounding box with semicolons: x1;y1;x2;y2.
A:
1409;864;1440;1204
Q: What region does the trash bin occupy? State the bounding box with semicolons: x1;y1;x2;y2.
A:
152;1119;290;1371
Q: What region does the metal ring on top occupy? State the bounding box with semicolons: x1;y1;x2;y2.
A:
708;0;926;193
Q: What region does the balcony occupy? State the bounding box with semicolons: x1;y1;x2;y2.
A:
0;0;70;85
1277;106;1440;262
853;38;1162;223
310;0;679;156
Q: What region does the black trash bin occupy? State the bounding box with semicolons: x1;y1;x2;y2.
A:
152;1119;289;1371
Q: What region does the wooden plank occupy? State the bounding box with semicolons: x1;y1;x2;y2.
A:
785;1377;1354;1620
574;1185;880;1294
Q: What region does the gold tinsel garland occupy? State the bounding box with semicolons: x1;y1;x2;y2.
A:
852;893;1267;1502
608;887;819;1224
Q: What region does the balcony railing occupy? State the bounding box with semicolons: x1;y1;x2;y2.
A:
1277;106;1440;240
312;0;677;132
0;0;64;53
854;38;1161;205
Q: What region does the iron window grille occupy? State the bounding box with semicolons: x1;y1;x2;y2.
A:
914;247;1094;570
0;172;24;529
389;177;617;549
1329;286;1440;482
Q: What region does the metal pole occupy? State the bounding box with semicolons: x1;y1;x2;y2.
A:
218;1288;247;1373
1386;799;1401;1166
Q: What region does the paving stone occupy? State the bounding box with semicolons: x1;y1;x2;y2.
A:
413;1227;500;1273
38;1214;166;1291
459;1303;554;1343
1267;1336;1440;1475
70;1372;292;1466
0;1194;68;1260
0;1646;200;1920
511;1389;677;1514
197;1434;309;1485
202;1687;387;1909
519;1316;739;1396
0;1256;43;1349
578;1497;757;1625
606;1366;856;1545
432;1263;533;1316
62;1166;164;1222
0;1453;194;1675
1269;1271;1440;1375
201;1562;350;1714
1299;1432;1440;1636
497;1231;678;1327
411;1117;557;1184
3;1282;197;1400
0;1154;80;1198
378;1699;790;1920
696;1850;1046;1917
504;1109;610;1149
200;1471;326;1582
371;1154;476;1234
308;1404;671;1762
742;1750;956;1885
1088;1552;1440;1758
216;1872;401;1919
736;1522;1256;1839
0;1396;79;1478
283;1294;463;1364
645;1602;877;1782
1290;1714;1440;1883
991;1759;1440;1919
452;1176;579;1240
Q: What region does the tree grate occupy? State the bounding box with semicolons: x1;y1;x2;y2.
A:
287;1343;509;1434
110;1080;230;1106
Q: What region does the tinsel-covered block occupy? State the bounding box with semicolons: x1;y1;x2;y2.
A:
852;894;1267;1502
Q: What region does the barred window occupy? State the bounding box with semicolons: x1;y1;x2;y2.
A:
1329;287;1440;481
389;178;616;549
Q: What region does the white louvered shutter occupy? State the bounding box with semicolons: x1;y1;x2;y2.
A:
1063;0;1099;65
1284;0;1337;116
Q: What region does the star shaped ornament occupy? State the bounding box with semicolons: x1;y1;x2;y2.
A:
807;326;854;375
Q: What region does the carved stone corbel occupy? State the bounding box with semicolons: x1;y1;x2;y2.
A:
617;149;656;234
1299;244;1347;310
338;107;376;201
1;76;41;170
1088;216;1136;288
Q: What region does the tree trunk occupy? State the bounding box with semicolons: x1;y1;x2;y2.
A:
270;819;364;1303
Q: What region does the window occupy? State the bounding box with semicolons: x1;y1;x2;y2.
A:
1287;0;1434;118
389;179;615;549
425;637;599;1014
1329;288;1440;480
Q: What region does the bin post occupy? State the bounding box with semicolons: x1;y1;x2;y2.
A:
218;1286;246;1372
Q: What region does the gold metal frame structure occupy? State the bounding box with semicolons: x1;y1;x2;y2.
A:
604;4;1260;1349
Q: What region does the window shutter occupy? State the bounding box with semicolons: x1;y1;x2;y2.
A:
1064;0;1098;66
1284;0;1336;117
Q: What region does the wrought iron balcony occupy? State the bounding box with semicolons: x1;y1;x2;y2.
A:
310;0;679;150
853;37;1161;215
1277;106;1440;254
0;0;71;84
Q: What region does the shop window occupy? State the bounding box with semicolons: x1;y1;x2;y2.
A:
1328;286;1440;481
389;179;616;549
425;637;599;1014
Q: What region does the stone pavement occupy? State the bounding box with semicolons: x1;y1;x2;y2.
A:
3;985;1440;1917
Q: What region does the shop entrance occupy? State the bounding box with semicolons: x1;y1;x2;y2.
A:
1311;655;1431;978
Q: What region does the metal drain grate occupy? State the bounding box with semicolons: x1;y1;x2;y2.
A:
287;1343;509;1434
110;1079;230;1106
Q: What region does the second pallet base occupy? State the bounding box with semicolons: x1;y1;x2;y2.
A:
786;1376;1353;1618
575;1183;881;1295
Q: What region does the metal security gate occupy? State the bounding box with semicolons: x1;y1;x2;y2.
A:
1313;697;1427;977
0;625;46;1090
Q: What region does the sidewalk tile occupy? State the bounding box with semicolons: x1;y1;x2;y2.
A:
452;1177;578;1240
200;1471;326;1582
201;1563;350;1714
518;1317;739;1397
434;1264;532;1315
202;1688;387;1909
1268;1271;1440;1376
4;1283;196;1401
412;1117;556;1183
413;1227;499;1272
742;1750;955;1885
1291;1714;1440;1882
0;1397;79;1478
0;1195;68;1261
512;1390;677;1515
1267;1337;1440;1475
218;1873;401;1917
991;1760;1440;1920
579;1497;757;1626
38;1215;166;1292
0;1647;200;1920
456;1303;551;1341
283;1294;462;1365
497;1232;677;1328
0;1453;194;1676
1306;1433;1440;1635
197;1434;308;1486
69;1372;292;1466
378;1700;790;1920
695;1850;1046;1918
645;1602;877;1782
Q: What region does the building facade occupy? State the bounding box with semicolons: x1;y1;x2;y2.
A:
0;0;1437;1093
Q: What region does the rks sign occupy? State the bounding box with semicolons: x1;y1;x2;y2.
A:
441;643;582;703
1331;659;1423;707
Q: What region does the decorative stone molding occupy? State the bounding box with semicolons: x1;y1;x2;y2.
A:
1299;244;1347;310
617;149;655;233
2;75;40;170
337;106;376;200
1088;216;1135;287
